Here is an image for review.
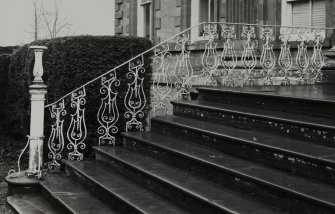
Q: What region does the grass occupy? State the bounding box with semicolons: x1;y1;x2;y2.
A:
0;134;26;214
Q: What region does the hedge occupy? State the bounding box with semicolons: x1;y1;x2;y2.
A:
5;35;153;158
0;54;10;134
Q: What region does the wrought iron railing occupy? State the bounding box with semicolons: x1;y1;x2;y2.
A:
45;22;332;170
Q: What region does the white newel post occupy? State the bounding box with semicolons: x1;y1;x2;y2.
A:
27;46;47;177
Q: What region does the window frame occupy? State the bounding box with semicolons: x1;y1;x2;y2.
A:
137;0;153;40
190;0;220;42
281;0;326;41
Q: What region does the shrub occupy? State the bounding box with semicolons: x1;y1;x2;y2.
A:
5;35;153;158
0;54;10;134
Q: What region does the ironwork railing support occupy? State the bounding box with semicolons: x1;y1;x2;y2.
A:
27;46;47;178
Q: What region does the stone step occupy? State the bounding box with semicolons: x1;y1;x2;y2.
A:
40;174;117;214
150;115;335;184
7;195;61;214
171;100;335;147
94;146;287;214
63;160;190;214
121;131;335;214
197;84;335;119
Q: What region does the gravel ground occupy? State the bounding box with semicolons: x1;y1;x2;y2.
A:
0;135;26;214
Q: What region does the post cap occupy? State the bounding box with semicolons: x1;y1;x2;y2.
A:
29;46;48;50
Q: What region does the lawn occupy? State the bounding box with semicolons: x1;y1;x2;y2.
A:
0;135;25;214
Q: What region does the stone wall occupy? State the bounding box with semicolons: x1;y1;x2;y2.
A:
114;0;130;36
153;0;181;43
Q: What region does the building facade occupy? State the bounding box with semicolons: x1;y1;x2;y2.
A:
114;0;335;43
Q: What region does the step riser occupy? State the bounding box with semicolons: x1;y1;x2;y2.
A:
95;149;233;214
6;183;40;196
173;103;335;147
122;136;335;214
151;119;335;185
197;89;335;120
64;165;143;214
39;187;72;214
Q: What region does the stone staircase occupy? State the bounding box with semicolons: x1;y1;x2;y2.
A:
7;84;335;214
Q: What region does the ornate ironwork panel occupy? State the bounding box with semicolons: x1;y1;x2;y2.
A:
67;87;87;161
241;26;257;86
174;33;193;100
260;27;275;85
296;28;310;84
220;24;238;87
153;44;172;116
124;55;146;132
278;27;293;85
311;30;325;83
201;24;219;86
47;100;66;169
97;70;120;146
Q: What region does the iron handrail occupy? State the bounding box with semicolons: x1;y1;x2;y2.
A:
45;21;333;108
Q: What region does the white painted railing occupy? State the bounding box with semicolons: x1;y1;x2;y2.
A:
8;22;334;179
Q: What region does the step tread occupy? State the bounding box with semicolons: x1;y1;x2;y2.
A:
123;130;335;206
63;160;190;214
95;146;288;214
7;195;61;214
152;115;335;164
197;84;335;104
172;99;335;128
40;174;118;214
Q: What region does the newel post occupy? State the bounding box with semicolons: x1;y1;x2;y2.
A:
27;45;47;177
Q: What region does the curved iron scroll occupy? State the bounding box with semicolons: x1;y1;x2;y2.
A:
67;87;87;161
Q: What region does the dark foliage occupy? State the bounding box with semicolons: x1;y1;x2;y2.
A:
0;46;18;55
3;35;153;159
0;55;10;134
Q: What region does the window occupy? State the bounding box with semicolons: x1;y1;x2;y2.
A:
200;0;216;22
292;0;326;28
137;0;152;39
143;3;151;39
282;0;326;28
190;0;226;41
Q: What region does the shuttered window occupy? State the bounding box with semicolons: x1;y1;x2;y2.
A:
292;0;325;28
199;0;223;22
312;0;326;27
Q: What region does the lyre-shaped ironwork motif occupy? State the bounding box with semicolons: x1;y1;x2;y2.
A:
47;100;66;170
278;27;293;85
174;33;193;100
311;31;325;83
260;27;276;85
221;24;238;87
67;87;87;161
97;70;120;146
153;44;172;116
124;55;146;132
201;24;219;86
296;28;310;84
241;26;257;86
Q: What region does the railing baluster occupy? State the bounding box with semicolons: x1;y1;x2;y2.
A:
260;26;276;86
201;23;219;87
67;87;87;161
241;25;257;86
174;33;193;100
97;71;120;146
124;55;146;132
296;28;310;85
153;44;172;116
47;100;66;170
311;29;325;84
278;27;293;85
221;24;238;87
